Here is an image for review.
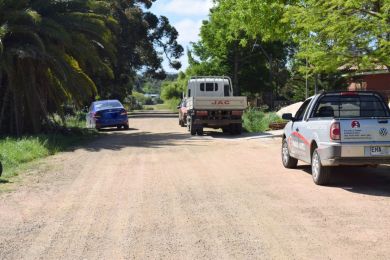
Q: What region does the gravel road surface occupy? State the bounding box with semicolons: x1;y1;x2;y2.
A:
1;112;390;259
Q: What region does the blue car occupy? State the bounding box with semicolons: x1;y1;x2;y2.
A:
86;100;129;130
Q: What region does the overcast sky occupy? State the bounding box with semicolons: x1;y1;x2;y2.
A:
149;0;213;73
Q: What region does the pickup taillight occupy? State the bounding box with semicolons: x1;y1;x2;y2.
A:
196;111;208;116
330;122;341;140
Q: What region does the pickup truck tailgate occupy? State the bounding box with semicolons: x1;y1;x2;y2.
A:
188;97;247;110
340;119;390;142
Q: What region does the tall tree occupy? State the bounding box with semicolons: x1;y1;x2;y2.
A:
0;0;183;134
187;3;290;96
96;0;184;100
216;0;390;73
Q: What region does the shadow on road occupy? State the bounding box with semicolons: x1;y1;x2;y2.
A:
81;131;203;152
128;111;178;119
0;178;9;184
98;128;138;132
297;165;390;197
204;130;278;139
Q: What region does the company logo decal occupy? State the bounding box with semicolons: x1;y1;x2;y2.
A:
351;120;360;129
379;128;388;137
211;100;230;105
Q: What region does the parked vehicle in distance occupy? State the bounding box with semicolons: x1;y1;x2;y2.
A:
86;100;129;130
185;76;247;136
177;99;188;127
282;91;390;185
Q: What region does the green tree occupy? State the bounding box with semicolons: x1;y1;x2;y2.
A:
187;3;290;96
0;0;114;134
217;0;390;73
0;0;183;135
97;0;184;100
286;0;390;73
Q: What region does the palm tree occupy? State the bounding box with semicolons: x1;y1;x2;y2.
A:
0;0;116;134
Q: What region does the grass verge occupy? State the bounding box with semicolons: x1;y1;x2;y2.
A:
0;118;97;182
243;108;284;133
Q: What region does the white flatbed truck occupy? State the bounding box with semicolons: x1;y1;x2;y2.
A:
185;76;247;136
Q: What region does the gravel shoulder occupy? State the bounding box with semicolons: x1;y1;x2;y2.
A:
1;114;390;259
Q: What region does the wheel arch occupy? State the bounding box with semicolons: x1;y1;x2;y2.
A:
310;140;318;161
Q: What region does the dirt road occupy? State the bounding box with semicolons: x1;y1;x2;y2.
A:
1;112;390;259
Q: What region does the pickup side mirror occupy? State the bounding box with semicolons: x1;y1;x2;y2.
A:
282;113;294;121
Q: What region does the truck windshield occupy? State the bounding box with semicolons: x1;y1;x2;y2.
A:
312;94;390;118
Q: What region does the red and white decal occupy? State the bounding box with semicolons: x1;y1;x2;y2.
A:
351;120;360;129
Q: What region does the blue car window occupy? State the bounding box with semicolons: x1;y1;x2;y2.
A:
95;101;123;110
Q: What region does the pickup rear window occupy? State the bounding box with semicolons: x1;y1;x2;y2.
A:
311;94;390;118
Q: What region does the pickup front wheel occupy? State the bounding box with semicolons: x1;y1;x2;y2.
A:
311;149;331;185
281;139;298;169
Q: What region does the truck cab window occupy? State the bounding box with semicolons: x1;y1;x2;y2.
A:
206;83;214;91
188;89;191;97
224;85;230;97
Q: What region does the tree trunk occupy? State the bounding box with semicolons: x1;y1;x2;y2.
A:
0;87;10;133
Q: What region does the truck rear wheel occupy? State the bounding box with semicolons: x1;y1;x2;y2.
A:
196;128;204;136
234;124;242;135
188;122;196;136
230;124;242;135
311;149;332;185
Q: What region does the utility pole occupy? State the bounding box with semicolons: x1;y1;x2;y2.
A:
252;42;274;108
305;58;308;99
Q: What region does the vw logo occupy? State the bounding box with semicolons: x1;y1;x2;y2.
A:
379;128;388;137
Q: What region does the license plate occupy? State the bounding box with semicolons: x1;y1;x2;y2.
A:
370;146;387;156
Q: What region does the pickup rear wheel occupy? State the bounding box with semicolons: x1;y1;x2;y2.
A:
311;149;332;185
281;139;298;169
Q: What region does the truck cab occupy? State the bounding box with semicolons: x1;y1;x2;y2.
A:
187;77;233;98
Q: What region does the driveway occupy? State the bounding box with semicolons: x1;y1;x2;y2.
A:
1;112;390;259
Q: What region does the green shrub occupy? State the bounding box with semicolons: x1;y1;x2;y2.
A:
243;108;283;133
164;98;181;112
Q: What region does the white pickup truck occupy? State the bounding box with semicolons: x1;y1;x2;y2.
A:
281;91;390;185
185;76;247;135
